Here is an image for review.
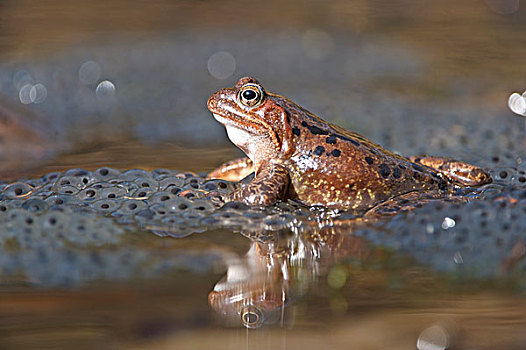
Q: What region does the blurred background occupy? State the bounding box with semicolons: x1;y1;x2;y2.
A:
1;1;526;349
0;0;525;178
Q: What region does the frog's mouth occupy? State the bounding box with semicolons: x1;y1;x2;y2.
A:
211;111;266;134
212;113;241;128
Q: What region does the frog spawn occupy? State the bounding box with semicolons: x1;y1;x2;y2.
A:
0;167;267;238
0;168;304;286
352;187;526;276
1;160;526;287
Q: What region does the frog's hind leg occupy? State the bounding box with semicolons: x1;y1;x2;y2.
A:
207;157;254;182
409;156;491;186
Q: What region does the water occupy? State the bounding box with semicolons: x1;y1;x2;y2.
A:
0;0;526;349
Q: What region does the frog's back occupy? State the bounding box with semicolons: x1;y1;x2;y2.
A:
278;96;445;211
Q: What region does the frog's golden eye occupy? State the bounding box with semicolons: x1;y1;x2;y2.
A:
238;84;264;107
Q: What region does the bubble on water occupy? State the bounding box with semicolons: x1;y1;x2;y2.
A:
240;305;264;329
79;61;102;85
301;29;334;61
18;84;33;104
441;217;455;230
508;92;526;116
207;51;236;80
95;80;116;98
29;83;47;104
417;325;450;350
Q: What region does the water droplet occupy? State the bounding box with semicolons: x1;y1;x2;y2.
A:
18;84;33;104
417;325;450;350
79;61;102;85
207;51;236;80
95;80;116;98
508;92;526;116
301;29;334;60
29;83;47;104
441;217;455;230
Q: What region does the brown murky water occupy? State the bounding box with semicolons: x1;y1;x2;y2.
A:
1;1;526;349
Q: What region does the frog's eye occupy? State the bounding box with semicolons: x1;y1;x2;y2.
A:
238;84;264;107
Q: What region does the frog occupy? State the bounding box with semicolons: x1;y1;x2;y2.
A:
207;77;491;213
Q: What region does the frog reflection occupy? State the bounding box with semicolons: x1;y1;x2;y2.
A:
208;226;371;328
208;242;287;328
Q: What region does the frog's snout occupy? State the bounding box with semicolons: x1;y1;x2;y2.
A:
207;88;236;113
206;91;218;112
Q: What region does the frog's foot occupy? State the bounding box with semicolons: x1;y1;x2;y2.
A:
409;156;492;186
224;163;290;206
207;157;254;182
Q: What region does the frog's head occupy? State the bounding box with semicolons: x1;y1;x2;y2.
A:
208;77;293;172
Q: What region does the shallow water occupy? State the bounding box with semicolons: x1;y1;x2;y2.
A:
0;1;526;349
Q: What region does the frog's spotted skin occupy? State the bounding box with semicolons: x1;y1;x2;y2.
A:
207;77;491;212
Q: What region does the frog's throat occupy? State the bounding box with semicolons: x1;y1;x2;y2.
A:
212;112;282;153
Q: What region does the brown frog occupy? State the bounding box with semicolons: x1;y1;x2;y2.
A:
207;77;491;213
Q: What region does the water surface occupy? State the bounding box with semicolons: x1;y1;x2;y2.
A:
0;1;526;349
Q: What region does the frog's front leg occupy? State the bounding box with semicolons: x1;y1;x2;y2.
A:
225;163;290;206
207;157;254;182
409;156;491;186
